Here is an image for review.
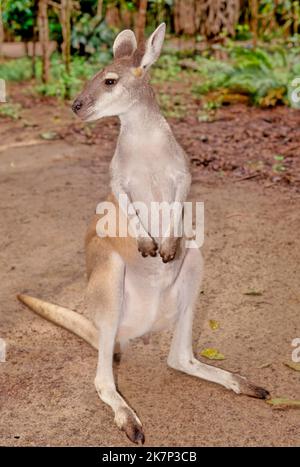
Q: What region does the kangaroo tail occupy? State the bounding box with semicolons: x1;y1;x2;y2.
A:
17;294;98;350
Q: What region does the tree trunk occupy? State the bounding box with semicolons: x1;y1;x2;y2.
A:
121;8;133;29
293;1;299;35
32;35;37;78
31;0;38;78
174;0;196;35
38;0;50;83
96;0;103;19
0;0;4;57
120;0;134;29
105;5;121;28
136;0;148;44
61;0;71;76
60;0;72;98
250;0;258;48
174;0;240;39
156;0;165;25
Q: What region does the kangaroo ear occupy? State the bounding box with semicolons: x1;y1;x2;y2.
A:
113;30;137;59
140;23;166;71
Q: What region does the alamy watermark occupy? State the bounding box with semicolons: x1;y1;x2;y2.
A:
0;338;6;362
0;79;6;103
291;338;300;363
289;77;300;108
95;195;204;248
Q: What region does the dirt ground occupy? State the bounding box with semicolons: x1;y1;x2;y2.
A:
0;84;300;447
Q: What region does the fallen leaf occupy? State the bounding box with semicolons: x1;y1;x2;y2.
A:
200;348;225;360
266;398;300;409
284;361;300;372
40;131;60;140
258;87;286;107
209;319;219;331
23;121;38;128
243;289;263;296
257;362;272;369
198;112;215;123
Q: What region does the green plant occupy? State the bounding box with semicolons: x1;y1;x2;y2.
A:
0;57;33;81
0;53;106;99
0;102;22;119
2;0;36;41
272;155;286;173
157;91;186;118
193;44;300;107
71;14;114;57
152;54;183;83
35;54;101;99
202;100;222;111
235;24;251;41
197;99;222;122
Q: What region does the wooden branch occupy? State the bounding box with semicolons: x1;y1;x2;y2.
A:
38;0;50;83
60;0;72;98
136;0;148;44
47;0;61;10
97;0;103;19
0;0;4;56
250;0;258;49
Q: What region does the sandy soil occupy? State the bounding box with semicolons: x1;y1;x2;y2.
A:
0;93;300;446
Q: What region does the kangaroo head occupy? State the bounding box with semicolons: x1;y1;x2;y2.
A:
72;23;166;121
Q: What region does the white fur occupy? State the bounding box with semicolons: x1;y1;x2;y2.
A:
140;23;166;70
105;71;119;80
90;84;136;121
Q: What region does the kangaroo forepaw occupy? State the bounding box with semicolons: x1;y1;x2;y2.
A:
159;237;180;263
138;237;158;258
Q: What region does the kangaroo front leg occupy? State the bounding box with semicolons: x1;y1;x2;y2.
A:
159;173;191;263
87;255;145;444
114;190;158;258
168;247;270;399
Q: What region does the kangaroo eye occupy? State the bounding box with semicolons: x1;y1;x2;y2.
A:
105;78;116;86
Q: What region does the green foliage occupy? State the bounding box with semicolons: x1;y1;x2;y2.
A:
0;57;33;81
35;54;100;99
0;54;102;98
48;8;62;43
0;102;22;119
237;0;300;41
2;0;36;41
235;24;251;41
71;14;115;57
157;91;186;118
121;1;136;12
147;0;173;33
193;44;300;107
152;54;182;82
272;155;286;173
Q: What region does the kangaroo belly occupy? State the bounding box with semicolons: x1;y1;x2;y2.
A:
116;256;183;345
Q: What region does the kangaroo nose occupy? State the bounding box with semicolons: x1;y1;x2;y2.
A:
72;99;83;113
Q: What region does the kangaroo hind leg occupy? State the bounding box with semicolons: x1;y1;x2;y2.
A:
167;247;270;400
87;252;145;444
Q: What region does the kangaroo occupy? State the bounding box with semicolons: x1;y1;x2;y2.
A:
18;23;269;445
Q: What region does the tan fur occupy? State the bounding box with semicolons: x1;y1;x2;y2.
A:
85;194;139;279
17;294;98;349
